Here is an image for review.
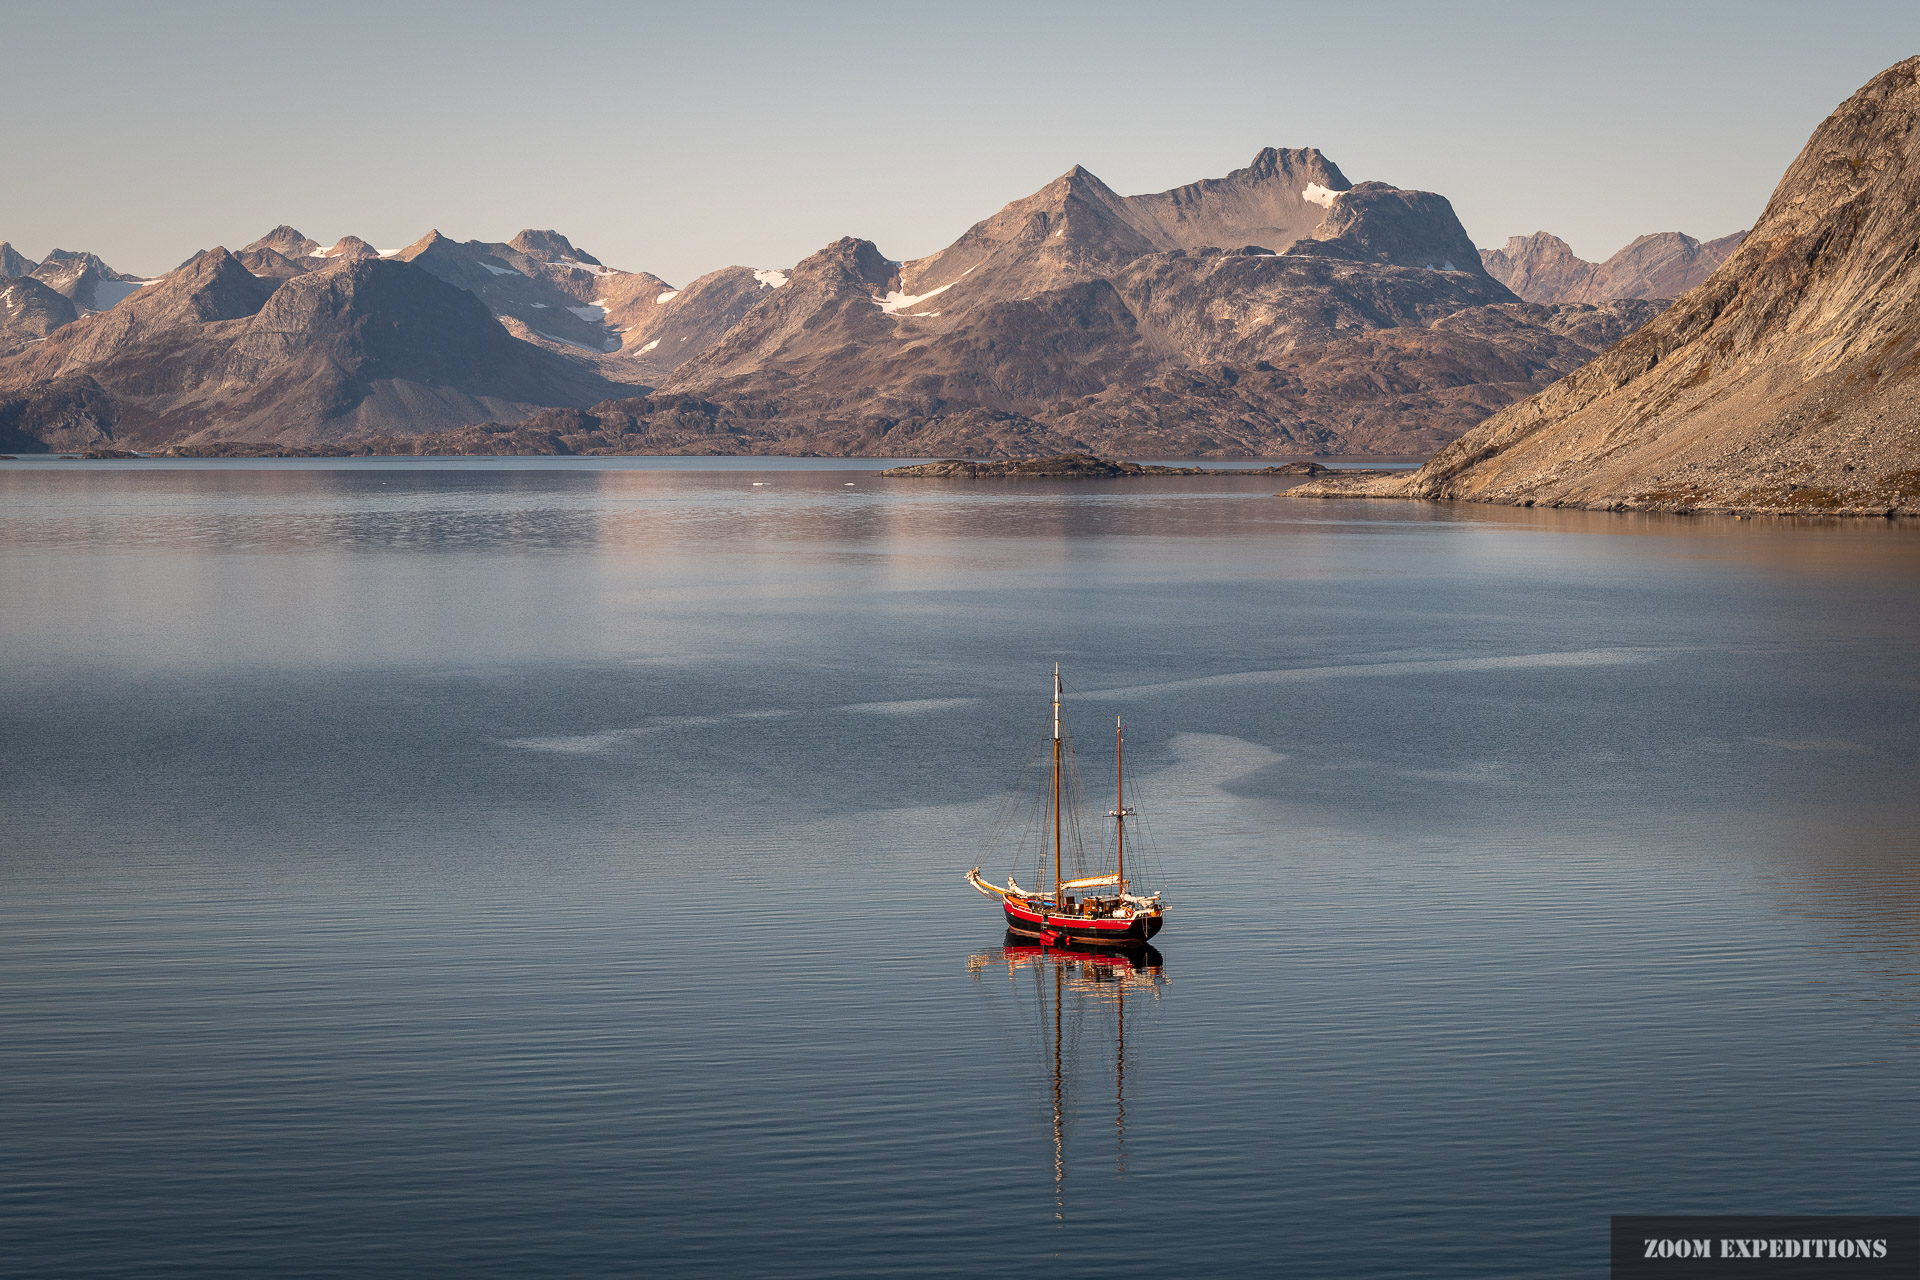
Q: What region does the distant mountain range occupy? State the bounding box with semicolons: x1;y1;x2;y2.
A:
1293;56;1920;516
1;151;1738;457
1480;231;1745;305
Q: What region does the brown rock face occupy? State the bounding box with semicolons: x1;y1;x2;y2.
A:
1297;56;1920;515
1482;230;1747;304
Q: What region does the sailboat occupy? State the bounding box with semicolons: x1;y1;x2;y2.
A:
966;665;1166;947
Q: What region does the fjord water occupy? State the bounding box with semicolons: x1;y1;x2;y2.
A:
2;459;1916;1278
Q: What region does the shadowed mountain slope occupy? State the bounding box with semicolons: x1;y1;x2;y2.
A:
0;276;80;356
0;243;38;277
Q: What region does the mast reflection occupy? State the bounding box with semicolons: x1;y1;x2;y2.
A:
966;933;1166;1218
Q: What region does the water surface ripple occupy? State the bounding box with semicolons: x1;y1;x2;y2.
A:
2;460;1916;1277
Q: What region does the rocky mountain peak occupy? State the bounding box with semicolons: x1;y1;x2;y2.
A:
318;236;380;262
509;229;601;265
28;249;145;311
1119;146;1356;254
243;226;321;260
797;236;900;292
0;242;37;277
139;246;276;322
1293;182;1501;281
1241;145;1351;190
396;230;451;261
237;247;307;280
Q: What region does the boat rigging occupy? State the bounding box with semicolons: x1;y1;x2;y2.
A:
967;665;1165;947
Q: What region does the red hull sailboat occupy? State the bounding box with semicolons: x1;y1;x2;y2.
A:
967;666;1166;948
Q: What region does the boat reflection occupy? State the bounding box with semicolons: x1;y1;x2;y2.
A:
966;933;1166;1218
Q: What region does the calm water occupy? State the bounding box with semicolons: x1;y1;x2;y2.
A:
2;460;1917;1277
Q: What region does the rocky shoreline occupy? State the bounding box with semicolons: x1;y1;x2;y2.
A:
1287;469;1920;519
878;454;1335;478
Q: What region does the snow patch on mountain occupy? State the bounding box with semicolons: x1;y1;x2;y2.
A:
874;280;957;314
753;270;788;288
1302;183;1341;208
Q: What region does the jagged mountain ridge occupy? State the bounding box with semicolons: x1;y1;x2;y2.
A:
5;146;1695;455
1292;56;1920;515
630;151;1623;454
1481;230;1747;304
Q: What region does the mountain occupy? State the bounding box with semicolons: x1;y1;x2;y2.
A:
317;236;380;263
242;225;323;261
1122;147;1355;253
1293;56;1920;516
1482;230;1746;304
235;247;309;279
0;243;37;277
609;264;789;374
390;228;681;355
880;147;1494;327
0;250;645;450
0;276;80;356
0;149;1690;457
28;249;149;311
624;152;1627;455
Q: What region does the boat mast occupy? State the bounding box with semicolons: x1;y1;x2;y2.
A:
1116;970;1127;1173
1052;958;1065;1218
1052;664;1063;908
1115;717;1125;894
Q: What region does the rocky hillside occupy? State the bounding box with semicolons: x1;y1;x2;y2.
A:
1293;56;1920;516
1482;230;1746;304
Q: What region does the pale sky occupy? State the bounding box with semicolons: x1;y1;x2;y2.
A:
3;0;1915;285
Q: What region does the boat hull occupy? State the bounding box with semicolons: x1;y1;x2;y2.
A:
1002;899;1163;947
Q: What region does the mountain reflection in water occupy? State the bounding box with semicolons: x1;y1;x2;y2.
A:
968;937;1166;1218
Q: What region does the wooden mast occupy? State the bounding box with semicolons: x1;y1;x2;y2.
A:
1052;664;1063;909
1115;716;1125;895
1052;957;1065;1217
1115;967;1127;1173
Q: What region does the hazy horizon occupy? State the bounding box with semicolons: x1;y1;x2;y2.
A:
4;0;1917;284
